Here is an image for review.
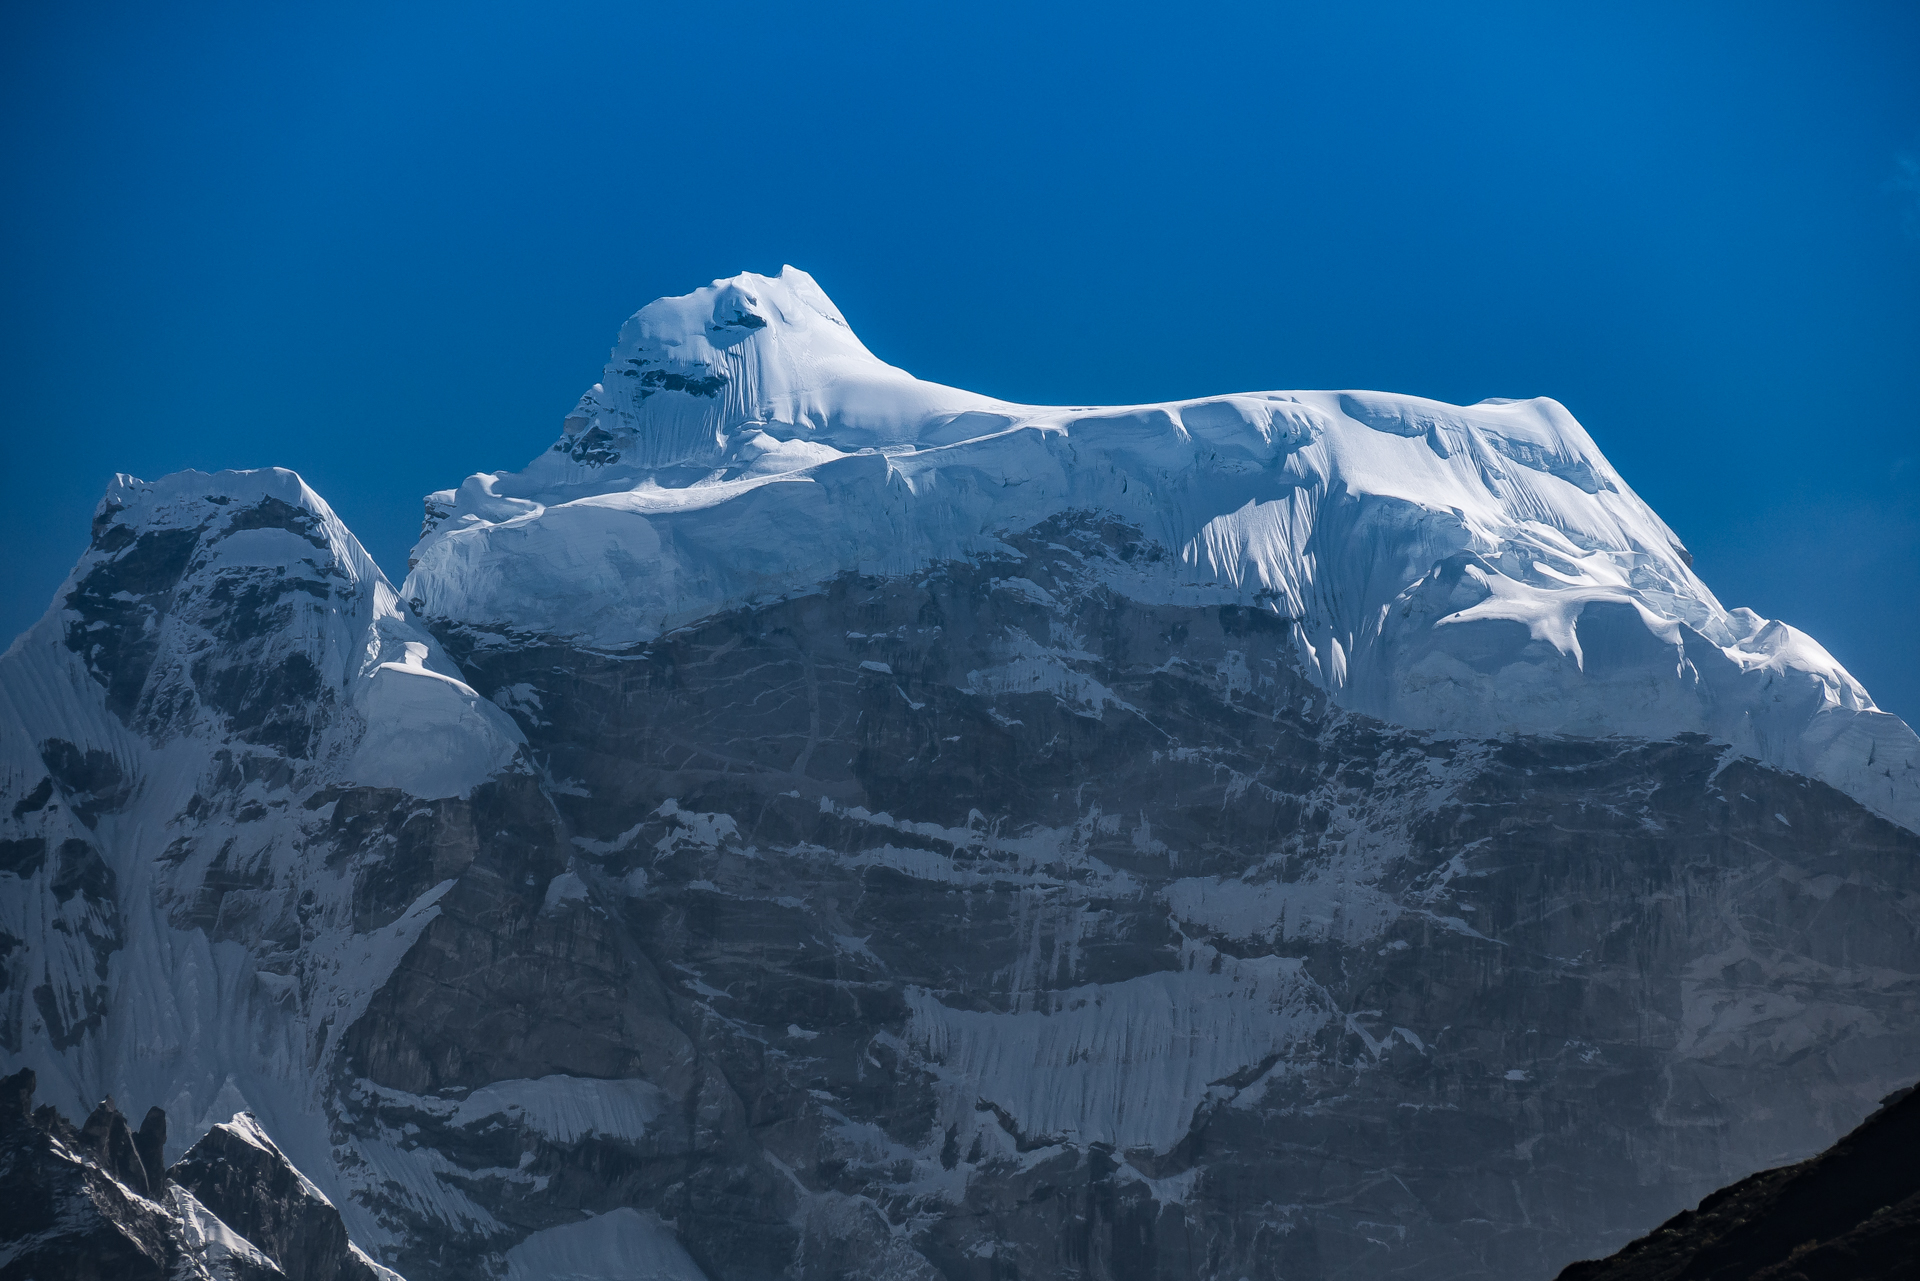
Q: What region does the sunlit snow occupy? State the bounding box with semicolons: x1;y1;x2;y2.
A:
405;267;1918;833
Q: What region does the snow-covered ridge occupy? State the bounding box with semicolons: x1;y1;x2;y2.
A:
0;467;523;1201
402;267;1919;832
4;467;522;802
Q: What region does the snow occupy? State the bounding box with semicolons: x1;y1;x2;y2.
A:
347;616;523;800
905;947;1333;1152
2;266;1917;1277
345;1129;506;1236
2;468;522;803
452;1074;667;1144
171;1185;286;1277
542;872;590;911
215;1111;333;1206
0;469;525;1254
1164;876;1401;947
403;268;1920;833
348;1244;407;1281
502;1207;708;1281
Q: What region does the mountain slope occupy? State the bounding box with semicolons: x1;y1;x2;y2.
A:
400;520;1920;1279
1555;1080;1920;1281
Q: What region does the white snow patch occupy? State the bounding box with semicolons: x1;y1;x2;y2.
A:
503;1207;707;1281
906;951;1332;1152
172;1185;286;1276
1164;876;1400;946
543;872;590;911
653;800;737;851
346;613;523;800
574;821;647;855
452;1075;667;1145
348;1243;406;1281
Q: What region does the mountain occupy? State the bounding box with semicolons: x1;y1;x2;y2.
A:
406;267;1918;832
3;267;1918;1280
1;1067;397;1280
1554;1079;1920;1280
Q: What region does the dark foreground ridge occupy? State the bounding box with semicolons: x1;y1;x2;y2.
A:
0;1067;396;1281
1556;1081;1920;1281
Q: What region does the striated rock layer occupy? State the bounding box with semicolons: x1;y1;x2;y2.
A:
2;269;1918;1279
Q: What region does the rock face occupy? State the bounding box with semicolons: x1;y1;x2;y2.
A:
0;1067;396;1280
2;269;1919;1279
1556;1080;1920;1280
369;524;1920;1280
169;1112;401;1281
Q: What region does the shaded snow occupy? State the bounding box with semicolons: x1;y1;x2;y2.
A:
453;1075;667;1144
905;949;1333;1152
502;1208;707;1281
1164;876;1401;946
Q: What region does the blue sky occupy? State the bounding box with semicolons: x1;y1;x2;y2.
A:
4;1;1917;721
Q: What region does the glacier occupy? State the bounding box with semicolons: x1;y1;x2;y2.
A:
406;266;1920;835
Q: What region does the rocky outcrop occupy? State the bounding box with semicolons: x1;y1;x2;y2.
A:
172;1114;395;1281
1556;1081;1920;1280
0;469;528;1274
0;1067;396;1281
1;1071;188;1280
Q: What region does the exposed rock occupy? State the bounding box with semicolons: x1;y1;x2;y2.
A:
170;1113;394;1281
0;1105;180;1280
365;527;1920;1280
7;504;1920;1279
78;1094;149;1197
1556;1081;1920;1281
135;1106;168;1195
0;1067;395;1281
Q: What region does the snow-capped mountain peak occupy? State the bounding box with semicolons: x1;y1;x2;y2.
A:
0;468;532;1258
5;468;521;803
545;264;1001;477
405;268;1919;833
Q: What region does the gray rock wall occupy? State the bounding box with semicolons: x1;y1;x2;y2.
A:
342;516;1920;1279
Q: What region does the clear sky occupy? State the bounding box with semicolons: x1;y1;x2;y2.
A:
4;2;1917;722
